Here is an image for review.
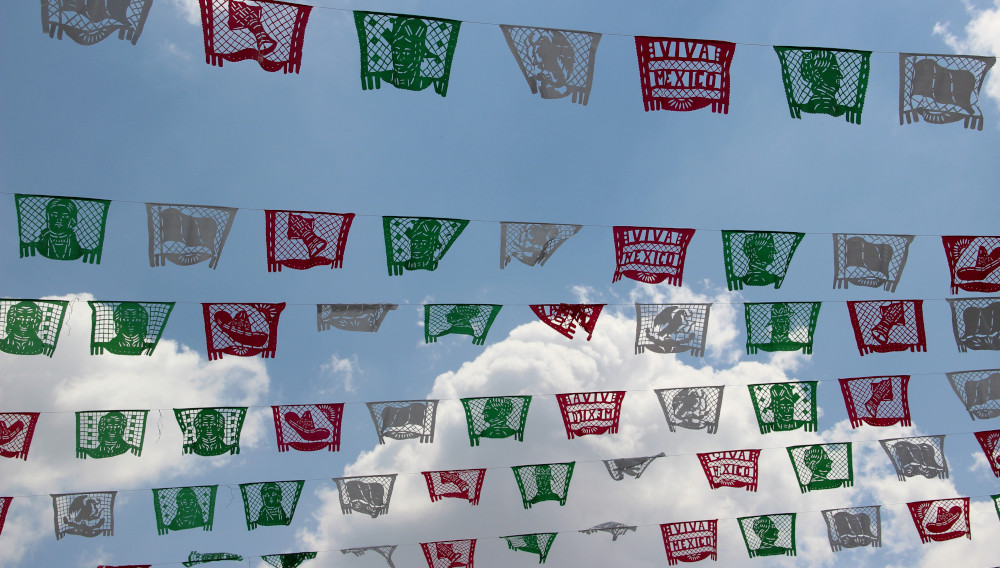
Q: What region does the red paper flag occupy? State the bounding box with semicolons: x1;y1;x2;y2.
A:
265;210;354;271
422;469;486;505
0;412;40;461
847;300;926;355
202;303;286;360
974;429;1000;478
942;236;1000;293
421;540;476;568
0;497;11;536
635;37;736;113
271;403;343;452
907;498;971;543
697;449;761;492
199;0;312;73
660;519;718;565
612;227;695;285
530;304;604;340
555;391;625;439
840;376;911;428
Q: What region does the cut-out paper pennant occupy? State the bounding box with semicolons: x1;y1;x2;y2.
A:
840;375;911;428
847;300;926;355
973;429;1000;477
152;485;218;535
342;546;397;568
262;552;317;568
722;230;803;290
420;540;476;568
367;400;438;444
635;303;711;356
239;480;303;530
76;410;147;459
42;0;153;45
425;304;501;345
946;368;1000;420
0;497;11;536
88;301;173;356
821;506;881;552
175;407;247;456
530;303;603;340
265;210;354;271
613;226;695;285
832;233;914;292
655;386;724;434
738;514;797;558
383;217;469;275
52;491;116;539
0;299;68;357
580;522;636;541
460;396;531;446
147;203;236;269
660;520;718;565
603;452;666;481
556;391;625;439
422;469;486;505
333;475;397;518
900;54;996;130
183;552;243;566
994;495;1000;523
317;303;397;333
512;462;574;509
0;412;41;461
355;13;461;96
635;36;735;113
272;403;343;452
947;296;1000;352
198;0;311;73
907;498;971;543
880;435;948;481
787;443;853;493
697;449;761;491
748;381;818;434
500;27;600;105
500;222;581;268
744;302;821;354
774;47;870;124
502;533;557;564
942;236;1000;293
16;194;110;264
202;302;286;359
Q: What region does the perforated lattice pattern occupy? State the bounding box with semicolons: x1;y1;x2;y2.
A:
272;403;343;452
199;0;311;73
907;498;970;543
422;469;486;505
833;234;914;292
748;382;818;434
822;506;881;552
52;492;116;539
847;300;926;355
744;302;821;354
317;303;397;332
174;407;247;456
947;369;1000;420
635;303;711;357
943;236;1000;293
500;222;582;269
947;297;1000;352
425;305;502;345
660;520;718;566
697;450;760;491
420;540;476;568
202;302;286;359
603;453;665;481
0;299;68;357
265;210;354;271
341;545;397;568
367;400;438;443
0;412;41;461
512;462;574;509
383;217;469;275
262;552;316;568
460;396;531;446
613;227;695;285
580;522;636;541
635;37;735;113
16;194;110;264
880;436;949;481
42;0;153;45
722;231;804;290
656;386;724;434
738;514;796;558
500;27;600;105
973;430;1000;477
333;475;397;518
239;480;304;530
88;301;174;356
183;552;243;565
840;375;911;428
502;532;557;564
152;485;217;535
530;304;603;340
900;54;996;130
76;410;147;459
556;391;625;439
147;203;236;269
787;443;853;493
774;47;870;124
0;497;11;536
355;13;461;96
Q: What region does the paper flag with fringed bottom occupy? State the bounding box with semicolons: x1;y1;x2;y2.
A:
840;375;911;428
748;381;818;434
41;0;153;45
88;301;173;356
821;506;881;552
907;498;971;543
580;522;636;541
500;222;581;268
355;13;461;97
880;435;949;481
973;430;1000;477
262;552;317;568
0;497;11;536
502;533;557;564
512;462;574;509
635;303;711;356
0;412;41;460
900;54;996;130
655;386;724;434
738;514;797;558
239;480;304;530
317;304;397;333
174;407;247;456
383;217;469;275
635;37;735;113
342;546;397;568
367;400;438;444
773;47;871;124
460;396;531;446
613;227;695;285
722;230;804;290
422;469;486;505
832;234;914;292
530;304;603;340
942;236;1000;293
152;485;218;535
76;410;147;459
202;302;286;359
265;210;354;271
147;203;236;269
744;302;821;354
660;520;718;565
603;452;666;481
425;305;502;345
183;552;243;566
947;297;1000;352
847;300;927;356
421;540;476;568
556;391;625;439
333;475;397;518
0;299;68;357
697;449;761;491
272;403;343;452
16;194;110;264
198;0;311;73
787;443;853;493
946;368;1000;420
52;491;116;539
499;27;601;105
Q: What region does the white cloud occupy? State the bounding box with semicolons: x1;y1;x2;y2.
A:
168;0;202;25
933;0;1000;117
163;41;192;61
321;353;363;394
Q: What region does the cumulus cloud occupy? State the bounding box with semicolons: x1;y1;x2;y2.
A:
321;353;363;394
168;0;202;25
933;0;1000;116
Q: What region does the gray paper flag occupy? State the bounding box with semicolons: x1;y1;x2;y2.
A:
879;435;948;481
333;475;397;519
821;506;881;552
603;453;665;480
947;297;1000;352
655;386;724;434
946;368;1000;420
367;400;439;444
580;522;636;541
900;53;996;130
635;303;711;356
41;0;153;45
147;203;237;269
342;545;397;567
317;304;397;332
832;234;914;292
499;27;601;105
500;222;582;268
52;491;116;539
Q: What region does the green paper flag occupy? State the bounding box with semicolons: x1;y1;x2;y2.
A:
512;462;574;509
152;485;218;535
0;299;68;357
787;443;853;493
89;301;174;356
502;533;557;564
183;552;242;566
174;407;247;456
460;396;531;446
744;302;821;354
748;382;818;434
239;480;304;530
383;217;469;275
993;494;1000;523
354;12;461;96
721;230;804;290
425;305;502;345
738;514;797;558
76;410;147;459
774;47;871;124
16;194;110;263
262;552;317;568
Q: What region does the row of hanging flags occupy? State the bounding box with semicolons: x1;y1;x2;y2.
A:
40;1;999;129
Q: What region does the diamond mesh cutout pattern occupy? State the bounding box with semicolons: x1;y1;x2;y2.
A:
355;13;461;96
832;234;914;292
0;497;11;536
635;303;711;357
942;236;1000;293
16;194;110;264
512;462;574;508
947;297;1000;352
580;522;636;541
420;539;476;568
317;304;397;333
556;391;625;439
76;410;147;459
840;375;911;428
635;37;736;113
42;0;153;45
655;386;724;434
333;475;397;518
367;400;438;443
460;396;531;446
697;450;760;491
744;302;821;354
0;412;41;460
613;227;695;285
787;443;853;493
500;223;582;268
265;210;355;271
721;231;804;290
183;551;242;566
947;369;1000;420
0;299;68;357
52;491;116;539
847;300;926;355
973;430;1000;477
342;546;397;568
880;435;949;481
147;203;237;269
907;498;971;543
199;0;312;73
88;301;174;356
738;514;796;558
175;407;247;456
425;305;502;345
900;54;996;130
822;506;881;551
152;485;218;535
774;47;871;124
422;469;486;505
502;532;557;564
272;403;343;452
203;302;286;359
660;520;718;565
383;217;469;275
748;381;818;434
530;304;604;340
500;27;601;105
603;452;665;481
262;552;317;568
239;480;304;530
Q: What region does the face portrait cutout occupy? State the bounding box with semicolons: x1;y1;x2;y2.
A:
802;445;843;490
185;409;235;456
800;50;846;116
480;397;516;439
751;516;788;556
168;487;206;531
768;303;793;345
1;301;46;355
527;30;575;99
382;18;439;91
255;482;288;526
404;218;443;270
528;465;560;504
84;411;134;459
102;302;153;355
766;384;800;430
742;232;779;287
37;198;85;261
445;305;478;335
